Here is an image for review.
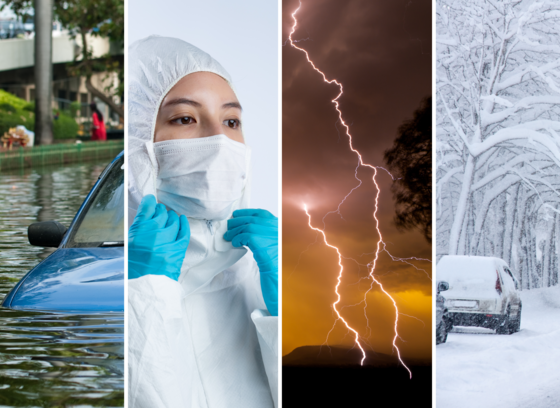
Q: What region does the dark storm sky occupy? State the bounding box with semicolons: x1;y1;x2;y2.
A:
282;0;433;360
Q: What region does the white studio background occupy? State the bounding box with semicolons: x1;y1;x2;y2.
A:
128;0;279;215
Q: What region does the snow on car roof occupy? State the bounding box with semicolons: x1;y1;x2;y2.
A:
437;255;508;284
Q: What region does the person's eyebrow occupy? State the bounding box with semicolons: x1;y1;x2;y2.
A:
223;102;242;111
162;98;202;108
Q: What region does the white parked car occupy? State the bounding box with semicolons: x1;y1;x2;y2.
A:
437;255;521;334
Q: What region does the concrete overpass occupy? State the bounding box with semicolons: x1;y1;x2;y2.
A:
0;33;114;72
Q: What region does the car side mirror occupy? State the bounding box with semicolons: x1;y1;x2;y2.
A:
437;281;449;293
28;221;67;248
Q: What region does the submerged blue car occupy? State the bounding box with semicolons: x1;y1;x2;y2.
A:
2;152;124;312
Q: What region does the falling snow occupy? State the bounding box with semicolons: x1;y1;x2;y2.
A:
437;0;560;405
436;0;560;288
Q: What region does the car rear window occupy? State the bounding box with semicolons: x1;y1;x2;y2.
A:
66;156;124;248
437;256;501;285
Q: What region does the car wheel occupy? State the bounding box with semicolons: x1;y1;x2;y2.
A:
436;319;448;345
508;303;521;333
496;306;511;335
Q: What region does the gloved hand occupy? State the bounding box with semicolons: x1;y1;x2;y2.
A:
128;194;190;281
223;209;278;316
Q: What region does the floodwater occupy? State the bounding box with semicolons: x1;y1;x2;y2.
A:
0;160;123;407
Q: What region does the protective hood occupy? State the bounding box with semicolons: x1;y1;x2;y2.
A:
127;36;251;293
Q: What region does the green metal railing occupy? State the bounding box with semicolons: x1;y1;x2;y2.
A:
0;140;124;171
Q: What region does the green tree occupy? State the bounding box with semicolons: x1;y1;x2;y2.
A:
384;97;432;242
3;0;124;117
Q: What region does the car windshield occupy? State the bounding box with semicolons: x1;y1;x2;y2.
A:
66;156;124;247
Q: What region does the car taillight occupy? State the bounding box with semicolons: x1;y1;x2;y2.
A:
495;270;502;295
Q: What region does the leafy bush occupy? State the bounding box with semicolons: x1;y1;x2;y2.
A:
53;112;79;139
0;103;16;113
0;90;28;110
0;110;35;136
0;91;79;140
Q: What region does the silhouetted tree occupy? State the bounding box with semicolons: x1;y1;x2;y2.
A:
384;97;431;242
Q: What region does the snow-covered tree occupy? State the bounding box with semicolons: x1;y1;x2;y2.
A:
437;0;560;288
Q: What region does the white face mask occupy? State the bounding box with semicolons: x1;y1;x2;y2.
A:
154;134;249;220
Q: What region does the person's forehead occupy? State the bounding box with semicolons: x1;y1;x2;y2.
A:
171;72;234;93
161;73;240;109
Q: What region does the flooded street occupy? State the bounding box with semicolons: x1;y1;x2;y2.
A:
0;160;124;407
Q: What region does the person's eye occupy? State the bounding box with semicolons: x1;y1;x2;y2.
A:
224;119;241;129
171;116;196;125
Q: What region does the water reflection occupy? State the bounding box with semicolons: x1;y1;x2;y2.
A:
0;160;124;406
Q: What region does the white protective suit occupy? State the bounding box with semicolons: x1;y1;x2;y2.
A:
127;36;278;408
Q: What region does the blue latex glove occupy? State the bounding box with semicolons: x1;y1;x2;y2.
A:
223;209;278;316
128;194;190;281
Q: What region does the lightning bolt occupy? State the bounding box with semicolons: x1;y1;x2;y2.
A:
289;0;423;378
304;204;367;365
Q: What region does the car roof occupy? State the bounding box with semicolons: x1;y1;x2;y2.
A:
438;255;508;267
437;255;509;282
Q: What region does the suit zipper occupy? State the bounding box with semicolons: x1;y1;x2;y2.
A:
206;220;214;235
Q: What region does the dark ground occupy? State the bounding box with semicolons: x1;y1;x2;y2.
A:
283;365;432;406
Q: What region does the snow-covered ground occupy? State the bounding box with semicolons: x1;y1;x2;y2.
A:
437;285;560;408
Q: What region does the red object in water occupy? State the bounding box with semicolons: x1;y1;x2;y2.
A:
91;112;107;141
